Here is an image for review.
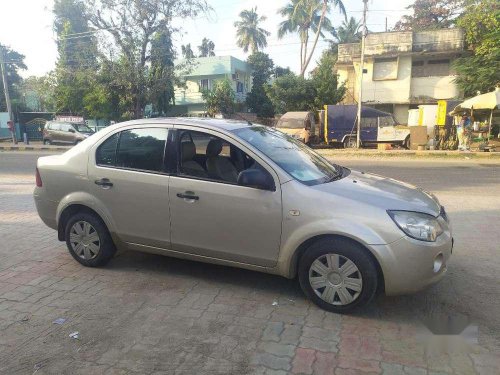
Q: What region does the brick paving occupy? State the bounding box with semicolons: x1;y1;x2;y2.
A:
1;159;500;374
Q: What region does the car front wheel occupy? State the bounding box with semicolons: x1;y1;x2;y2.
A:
65;212;116;267
298;238;378;313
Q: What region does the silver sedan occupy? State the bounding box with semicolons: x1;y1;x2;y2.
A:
34;118;452;313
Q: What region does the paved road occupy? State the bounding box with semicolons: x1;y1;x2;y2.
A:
1;151;499;374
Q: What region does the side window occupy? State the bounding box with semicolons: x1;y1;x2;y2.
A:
51;123;61;131
116;128;168;172
96;133;119;166
60;124;72;132
178;130;265;184
361;118;377;128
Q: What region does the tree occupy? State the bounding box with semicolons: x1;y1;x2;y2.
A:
202;79;235;117
234;7;270;53
21;74;57;112
274;66;292;78
198;38;215;57
53;0;99;115
86;0;210;118
265;73;317;114
246;52;275;118
394;0;464;31
453;0;500;96
278;0;346;77
0;45;27;113
327;16;361;53
311;51;345;109
148;30;176;116
181;44;196;59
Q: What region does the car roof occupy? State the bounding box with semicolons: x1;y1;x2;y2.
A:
107;117;255;133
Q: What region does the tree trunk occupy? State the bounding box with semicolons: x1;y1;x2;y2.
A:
300;1;327;77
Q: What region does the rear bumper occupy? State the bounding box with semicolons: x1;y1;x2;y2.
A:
371;231;453;296
33;191;58;231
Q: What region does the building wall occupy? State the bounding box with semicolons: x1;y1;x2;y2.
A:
410;76;460;101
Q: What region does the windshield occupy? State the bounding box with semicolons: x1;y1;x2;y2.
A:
74;124;94;134
233;126;342;185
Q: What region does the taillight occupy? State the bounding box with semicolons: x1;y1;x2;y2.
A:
35;168;42;187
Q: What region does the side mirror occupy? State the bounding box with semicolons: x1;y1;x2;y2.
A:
237;169;275;191
69;128;76;133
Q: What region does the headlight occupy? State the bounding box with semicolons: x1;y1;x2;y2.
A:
388;210;443;242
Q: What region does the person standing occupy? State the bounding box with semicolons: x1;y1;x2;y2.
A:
457;114;471;151
7;120;17;144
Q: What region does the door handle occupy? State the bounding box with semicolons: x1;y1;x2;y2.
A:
95;178;113;188
176;192;199;201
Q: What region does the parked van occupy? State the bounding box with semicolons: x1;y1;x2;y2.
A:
323;105;410;148
43;121;95;145
275;112;318;144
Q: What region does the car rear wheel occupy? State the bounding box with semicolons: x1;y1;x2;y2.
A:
43;139;51;145
298;238;378;313
65;212;116;267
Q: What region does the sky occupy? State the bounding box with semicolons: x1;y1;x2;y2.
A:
0;0;413;78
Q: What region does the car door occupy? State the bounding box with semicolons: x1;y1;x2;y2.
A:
168;127;283;267
87;126;171;249
377;116;397;142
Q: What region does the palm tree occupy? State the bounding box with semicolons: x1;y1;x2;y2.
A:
234;7;271;53
333;17;362;43
278;0;346;77
181;44;195;59
198;38;215;57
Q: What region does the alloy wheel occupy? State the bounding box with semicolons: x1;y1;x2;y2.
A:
308;253;363;306
69;221;101;260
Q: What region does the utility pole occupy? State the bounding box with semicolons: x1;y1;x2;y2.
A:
0;45;14;122
356;0;368;148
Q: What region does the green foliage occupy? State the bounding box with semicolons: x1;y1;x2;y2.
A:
22;74;57;112
148;30;176;116
181;44;195;59
202;79;236;117
311;51;345;109
328;17;361;53
246;52;275;118
265;73;316;114
394;0;464;31
453;0;500;96
234;7;270;53
277;0;345;76
198;38;215;57
0;45;27;113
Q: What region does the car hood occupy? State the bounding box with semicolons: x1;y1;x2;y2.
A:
311;169;441;216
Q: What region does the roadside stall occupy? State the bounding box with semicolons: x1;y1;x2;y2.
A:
450;88;500;151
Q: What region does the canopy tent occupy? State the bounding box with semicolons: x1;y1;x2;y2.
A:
450;88;500;146
450;88;500;115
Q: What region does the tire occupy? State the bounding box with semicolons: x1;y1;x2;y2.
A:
403;136;410;150
298;237;378;313
343;137;357;149
43;139;51;145
65;212;116;267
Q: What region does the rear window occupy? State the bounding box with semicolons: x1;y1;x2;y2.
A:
96;128;168;173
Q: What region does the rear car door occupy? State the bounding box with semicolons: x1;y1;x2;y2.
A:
168;127;283;267
87;126;171;249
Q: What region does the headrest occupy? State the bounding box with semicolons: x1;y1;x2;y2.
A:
206;139;223;157
181;141;196;162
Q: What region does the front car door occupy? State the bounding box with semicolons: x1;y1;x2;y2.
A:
168;126;283;267
87;125;171;250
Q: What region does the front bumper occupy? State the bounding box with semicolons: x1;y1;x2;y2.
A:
371;231;453;296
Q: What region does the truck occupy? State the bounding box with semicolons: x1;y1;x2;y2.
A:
323;105;410;148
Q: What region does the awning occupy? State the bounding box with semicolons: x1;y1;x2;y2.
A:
450;88;500;115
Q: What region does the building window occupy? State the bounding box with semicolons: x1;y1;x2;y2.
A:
412;59;450;77
199;79;210;91
236;81;244;93
373;57;398;81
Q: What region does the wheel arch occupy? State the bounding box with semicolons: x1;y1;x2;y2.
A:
58;204;109;241
289;234;385;294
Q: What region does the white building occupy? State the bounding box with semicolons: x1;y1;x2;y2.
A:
336;29;467;123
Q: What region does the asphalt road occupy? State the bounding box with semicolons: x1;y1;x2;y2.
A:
1;151;499;373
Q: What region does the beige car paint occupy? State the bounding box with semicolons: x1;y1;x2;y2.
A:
34;118;453;296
